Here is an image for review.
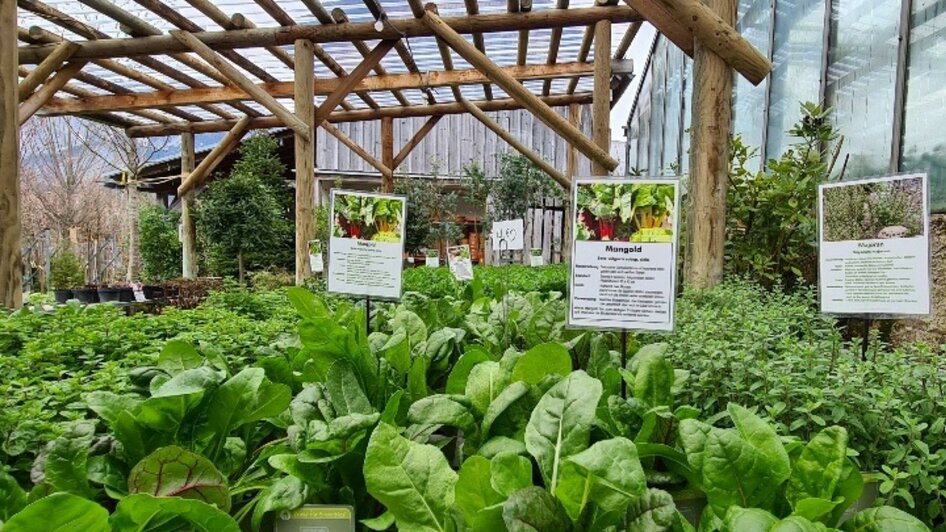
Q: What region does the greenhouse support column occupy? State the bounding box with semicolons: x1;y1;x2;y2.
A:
0;0;20;309
181;132;198;279
381;117;394;193
563;103;581;262
684;0;735;289
591;19;611;176
294;39;316;285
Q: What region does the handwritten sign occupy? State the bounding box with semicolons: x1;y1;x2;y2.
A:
490;219;524;251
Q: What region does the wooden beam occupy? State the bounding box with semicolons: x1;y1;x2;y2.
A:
127;93;594;137
19;60;86;124
295;39;316;284
459;97;568;189
42;61;598;116
178;115;252;196
18;41;78;101
330;8;410;107
180;132;198;279
184;0;294;69
315;39;396;123
381;117;394;193
614;20;642;60
517;0;533;66
1;0;20;309
543;0;569;96
424;6;618;171
684;0;734;289
622;0;694;57
653;0;771;85
566;25;594;94
321;122;393;180
591;20;611;175
429;4;464;101
170;30;310;142
393;115;442;169
22;24;234;120
19;6;643;63
462;0;493;99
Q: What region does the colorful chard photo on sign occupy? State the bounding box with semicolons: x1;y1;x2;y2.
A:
331;191;404;243
821;175;925;242
575;181;676;242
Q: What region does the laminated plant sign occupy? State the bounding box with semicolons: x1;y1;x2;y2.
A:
274;505;355;532
490;219;524;251
818;173;931;316
425;249;440;268
530;247;544;266
308;239;323;273
327;189;407;300
568;178;681;331
448;244;474;281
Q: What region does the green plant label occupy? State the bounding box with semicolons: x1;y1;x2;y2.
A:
273;505;355;532
568;178;681;331
818;173;930;316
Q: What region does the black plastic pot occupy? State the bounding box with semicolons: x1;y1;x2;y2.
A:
142;285;163;300
73;287;99;304
53;289;72;304
119;287;135;302
97;286;121;303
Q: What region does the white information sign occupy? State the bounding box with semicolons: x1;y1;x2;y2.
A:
491;219;524;251
448;245;474;281
568;178;681;331
426;250;440;268
818;173;930;316
308;240;324;273
327;190;406;300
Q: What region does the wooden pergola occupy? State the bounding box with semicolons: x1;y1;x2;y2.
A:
1;0;771;309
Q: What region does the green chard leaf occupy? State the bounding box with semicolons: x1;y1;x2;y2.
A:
502;487;573;532
1;492;109;532
111;493;241;532
127;446;231;512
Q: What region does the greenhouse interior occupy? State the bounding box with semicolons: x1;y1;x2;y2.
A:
0;0;943;530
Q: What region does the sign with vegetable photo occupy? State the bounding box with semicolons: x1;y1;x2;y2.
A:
447;245;473;281
327;190;407;300
818;173;930;316
568;178;681;331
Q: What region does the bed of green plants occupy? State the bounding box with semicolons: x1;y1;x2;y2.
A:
402;263;569;299
0;285;930;531
0;269;942;530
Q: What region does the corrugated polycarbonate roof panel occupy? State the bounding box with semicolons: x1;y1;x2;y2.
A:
17;0;634;126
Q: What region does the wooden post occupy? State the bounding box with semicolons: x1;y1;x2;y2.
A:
0;0;20;308
381;116;394;192
563;103;581;263
685;0;735;289
295;39;316;284
591;20;611;176
180;132;198;279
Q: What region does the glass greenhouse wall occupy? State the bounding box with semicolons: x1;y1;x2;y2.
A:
625;0;946;212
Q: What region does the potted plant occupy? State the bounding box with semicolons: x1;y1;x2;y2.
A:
49;247;85;304
97;285;121;302
73;284;99;304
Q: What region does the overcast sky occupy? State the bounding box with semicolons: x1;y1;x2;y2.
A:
611;24;657;142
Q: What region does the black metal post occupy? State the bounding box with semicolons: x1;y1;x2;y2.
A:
860;317;872;361
620;329;628;399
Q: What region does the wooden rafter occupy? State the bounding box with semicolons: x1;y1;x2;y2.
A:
461;0;494;100
393;115;443;169
515;0;533;67
19;60;86;124
250;0;375;110
183;0;294;69
21;27;210;123
19;6;642;63
621;0;694;57
372;0;438;104
41;62;604;117
315;40;396;123
423;6;618;171
18;41;77;101
543;0;569;96
566;24;594;94
128;0;278;83
427;5;463;101
611;21;642;105
330;8;411;107
170;30;310;141
178;115;252;196
459;97;567;188
127;93;595;137
25;0;240;119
